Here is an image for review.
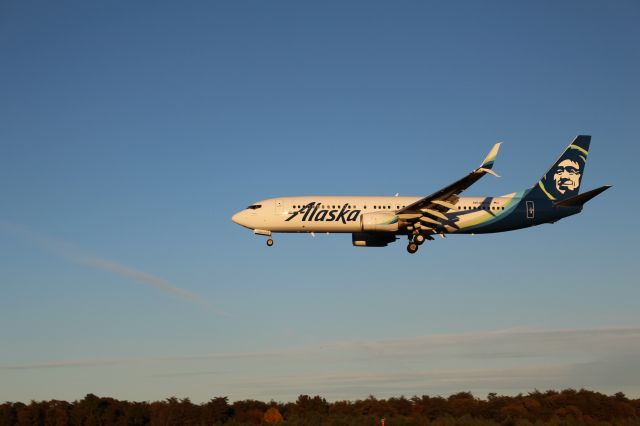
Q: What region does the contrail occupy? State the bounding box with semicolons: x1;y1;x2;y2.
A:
0;220;229;317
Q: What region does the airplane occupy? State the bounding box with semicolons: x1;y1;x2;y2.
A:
231;135;610;254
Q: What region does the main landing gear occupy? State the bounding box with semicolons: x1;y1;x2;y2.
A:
266;238;274;247
407;233;428;254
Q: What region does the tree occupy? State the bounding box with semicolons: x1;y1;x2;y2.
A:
263;407;283;424
203;397;232;424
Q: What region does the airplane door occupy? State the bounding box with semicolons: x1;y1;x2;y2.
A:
275;199;284;213
526;201;535;219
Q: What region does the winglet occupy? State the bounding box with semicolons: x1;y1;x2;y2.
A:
477;167;501;178
480;142;502;169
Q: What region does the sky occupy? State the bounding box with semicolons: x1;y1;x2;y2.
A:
1;0;639;403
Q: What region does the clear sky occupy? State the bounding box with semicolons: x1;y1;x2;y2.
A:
1;0;639;403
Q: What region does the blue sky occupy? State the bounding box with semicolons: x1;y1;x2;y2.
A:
1;0;639;403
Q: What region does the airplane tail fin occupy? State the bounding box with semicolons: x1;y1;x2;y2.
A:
533;135;591;201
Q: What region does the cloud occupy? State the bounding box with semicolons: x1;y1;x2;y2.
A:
207;364;570;393
331;326;640;358
568;355;640;387
3;326;639;399
0;220;228;316
3;325;638;368
150;371;220;378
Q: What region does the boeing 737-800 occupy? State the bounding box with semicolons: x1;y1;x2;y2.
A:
232;135;609;254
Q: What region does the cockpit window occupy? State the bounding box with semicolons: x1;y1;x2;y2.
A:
247;204;262;210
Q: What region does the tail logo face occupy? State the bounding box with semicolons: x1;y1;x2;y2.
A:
536;136;590;201
553;158;583;195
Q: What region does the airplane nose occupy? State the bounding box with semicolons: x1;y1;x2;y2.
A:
232;210;252;228
231;211;243;225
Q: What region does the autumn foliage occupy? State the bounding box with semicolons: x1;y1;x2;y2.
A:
1;389;639;425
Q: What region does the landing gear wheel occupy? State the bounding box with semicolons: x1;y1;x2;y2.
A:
266;238;274;247
407;242;418;254
414;234;425;245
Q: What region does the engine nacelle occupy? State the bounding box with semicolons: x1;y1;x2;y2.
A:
360;212;399;232
352;232;397;247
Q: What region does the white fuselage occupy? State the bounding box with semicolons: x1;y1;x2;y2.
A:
231;195;519;234
231;136;605;253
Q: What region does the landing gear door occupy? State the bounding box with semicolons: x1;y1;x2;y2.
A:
526;201;535;219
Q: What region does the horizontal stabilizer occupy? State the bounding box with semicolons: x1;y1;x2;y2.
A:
554;185;611;207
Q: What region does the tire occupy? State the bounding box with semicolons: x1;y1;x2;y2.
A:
415;234;425;245
407;242;418;254
266;239;274;247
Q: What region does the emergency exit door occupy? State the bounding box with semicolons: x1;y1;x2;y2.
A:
526;201;535;219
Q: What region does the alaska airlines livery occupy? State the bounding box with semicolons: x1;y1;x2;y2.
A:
232;136;610;254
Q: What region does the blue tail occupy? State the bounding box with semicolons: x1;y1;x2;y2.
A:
532;135;591;201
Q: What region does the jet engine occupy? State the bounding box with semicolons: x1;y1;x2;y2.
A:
360;212;399;232
352;232;397;247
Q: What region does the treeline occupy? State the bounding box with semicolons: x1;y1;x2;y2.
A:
2;389;640;425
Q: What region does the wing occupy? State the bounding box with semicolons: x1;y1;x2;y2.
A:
396;143;502;234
